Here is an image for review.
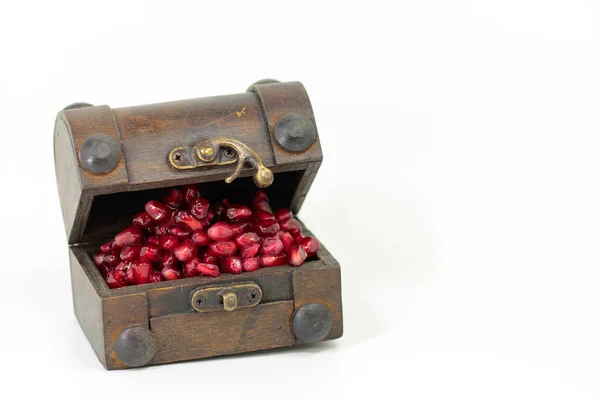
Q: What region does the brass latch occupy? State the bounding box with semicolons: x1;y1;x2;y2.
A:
190;282;263;312
169;138;274;188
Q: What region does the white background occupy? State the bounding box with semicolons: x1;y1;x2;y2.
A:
1;0;599;398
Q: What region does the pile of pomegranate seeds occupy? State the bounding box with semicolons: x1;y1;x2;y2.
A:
93;186;320;288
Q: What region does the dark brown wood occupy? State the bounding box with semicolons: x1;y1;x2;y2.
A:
55;81;343;370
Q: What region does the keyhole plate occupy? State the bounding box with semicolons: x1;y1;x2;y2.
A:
190;282;263;312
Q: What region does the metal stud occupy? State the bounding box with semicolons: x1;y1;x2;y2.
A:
63;102;93;110
273;113;317;153
292;303;333;343
78;134;121;174
114;326;157;367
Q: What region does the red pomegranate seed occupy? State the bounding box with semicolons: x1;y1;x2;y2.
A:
159;235;180;251
294;233;305;244
149;271;163;283
182;185;201;205
300;236;320;257
260;253;287;267
254;220;280;237
211;201;227;221
253;209;275;221
145;200;172;223
174;210;203;232
114;227;143;246
183;258;202;277
252;199;273;213
278;231;295;253
208;221;234;241
102;251;121;269
220;256;242;274
127;260;152;285
280;218;302;237
254;190;269;202
100;241;113;253
208;241;237;256
114;261;130;272
160;252;178;269
154;222;170;235
163;188;184;210
226;204;252;222
234;232;261;247
189;198;210;220
120;245;141;262
161;265;182;280
174;239;197;262
93;252;106;266
260;237;283;255
196;262;220;277
241;243;260;259
274;208;293;222
231;221;251;236
106;269;128;288
288;245;307;267
140;243;162;262
191;230;210;247
202;251;220;264
145;235;161;246
96;263;111;278
132;212;154;231
242;257;261;272
169;224;191;238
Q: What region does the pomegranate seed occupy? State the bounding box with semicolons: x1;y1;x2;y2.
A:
149;271;163;283
241;243;260;259
169;224;191;238
174;239;197;262
280;218;302;237
234;232;261;247
278;231;295;253
294;233;305;244
161;265;182;280
145;200;172;223
252;199;272;213
274;208;292;222
102;251;121;269
242;257;261;272
114;227;143;246
93;252;106;266
127;260;152;285
288;245;307;267
140;243;161;262
260;237;283;255
160;252;178;269
100;241;113;253
196;262;220;277
154;222;171;235
300;236;320;257
114;261;130;272
260;253;287;267
163;188;184;210
220;256;242;274
96;263;111;278
254;190;269;202
211;201;227;221
208;241;237;256
208;221;234;241
202;251;220;264
174;210;203;232
132;212;154;231
253;209;275;221
254;220;280;237
182;185;201;205
183;258;202;277
106;269;128;288
231;221;251;236
191;230;210;247
145;235;161;246
159;235;180;251
120;245;141;262
226;204;252;222
189;198;210;220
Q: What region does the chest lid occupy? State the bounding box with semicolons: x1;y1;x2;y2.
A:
54;81;323;244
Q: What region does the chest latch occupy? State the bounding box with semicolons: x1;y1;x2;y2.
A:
190;282;263;312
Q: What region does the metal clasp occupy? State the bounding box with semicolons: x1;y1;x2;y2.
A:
190;282;263;312
169;138;274;188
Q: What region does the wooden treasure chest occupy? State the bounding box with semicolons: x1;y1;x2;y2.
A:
53;80;343;369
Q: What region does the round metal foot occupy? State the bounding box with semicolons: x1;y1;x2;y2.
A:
78;134;121;175
114;326;156;367
273;113;317;153
293;303;333;343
